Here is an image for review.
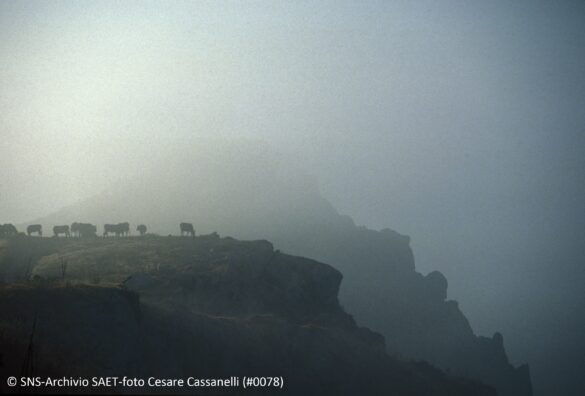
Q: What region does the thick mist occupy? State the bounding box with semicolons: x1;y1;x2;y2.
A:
1;2;584;395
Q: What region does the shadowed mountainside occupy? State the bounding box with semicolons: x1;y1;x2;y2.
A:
20;143;532;395
0;236;495;395
270;224;532;396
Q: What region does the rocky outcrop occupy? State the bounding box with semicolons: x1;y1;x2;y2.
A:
18;146;532;395
0;237;496;395
270;224;532;396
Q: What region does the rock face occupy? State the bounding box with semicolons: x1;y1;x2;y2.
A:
270;225;533;396
0;237;495;395
18;146;532;395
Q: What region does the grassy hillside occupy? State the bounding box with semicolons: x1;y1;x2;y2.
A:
0;235;495;395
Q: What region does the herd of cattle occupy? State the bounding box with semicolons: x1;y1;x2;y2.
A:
0;222;196;238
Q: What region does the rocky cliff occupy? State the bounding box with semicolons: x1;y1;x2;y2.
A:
18;146;533;395
0;236;495;395
269;224;533;396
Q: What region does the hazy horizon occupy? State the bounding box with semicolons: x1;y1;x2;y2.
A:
2;2;584;394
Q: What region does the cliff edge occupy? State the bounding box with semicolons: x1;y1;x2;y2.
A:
0;236;495;395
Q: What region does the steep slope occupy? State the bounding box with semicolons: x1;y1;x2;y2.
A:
19;143;532;395
0;236;495;395
269;225;532;396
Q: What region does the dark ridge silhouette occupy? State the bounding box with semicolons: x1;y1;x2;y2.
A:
19;145;532;395
0;236;496;396
272;225;533;396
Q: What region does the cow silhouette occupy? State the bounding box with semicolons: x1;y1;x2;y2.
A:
180;222;195;237
119;222;130;236
103;223;129;237
5;224;17;236
72;222;97;238
80;223;97;237
53;225;70;238
137;224;147;236
103;224;121;237
0;224;18;238
71;222;81;237
27;224;42;237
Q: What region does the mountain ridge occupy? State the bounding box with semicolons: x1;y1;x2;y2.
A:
16;145;532;395
0;235;496;395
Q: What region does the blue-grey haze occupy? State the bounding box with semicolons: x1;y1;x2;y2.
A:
1;1;584;394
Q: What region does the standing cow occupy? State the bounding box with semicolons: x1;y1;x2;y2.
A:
103;223;129;237
72;222;97;238
137;224;147;236
1;224;18;238
53;225;70;238
103;224;120;237
180;222;195;237
81;223;97;238
118;222;130;237
71;222;81;237
27;224;42;237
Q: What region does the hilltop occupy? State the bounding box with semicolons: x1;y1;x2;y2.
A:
0;235;495;395
20;144;532;395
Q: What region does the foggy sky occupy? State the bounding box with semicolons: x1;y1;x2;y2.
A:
2;2;585;394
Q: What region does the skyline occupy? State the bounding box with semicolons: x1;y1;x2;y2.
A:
1;2;584;394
